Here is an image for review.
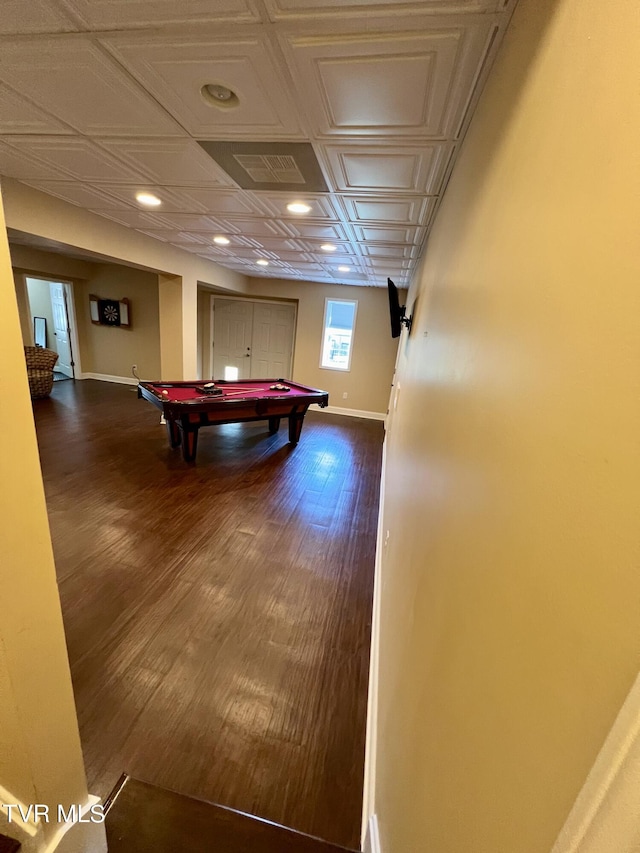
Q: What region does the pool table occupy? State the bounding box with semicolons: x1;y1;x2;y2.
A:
138;378;329;462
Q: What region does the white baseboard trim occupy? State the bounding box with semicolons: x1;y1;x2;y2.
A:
80;372;138;386
550;670;640;853
364;814;382;853
312;404;386;421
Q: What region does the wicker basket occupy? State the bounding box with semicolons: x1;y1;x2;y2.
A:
25;346;59;399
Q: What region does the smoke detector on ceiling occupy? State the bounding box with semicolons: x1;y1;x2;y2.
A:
201;84;239;110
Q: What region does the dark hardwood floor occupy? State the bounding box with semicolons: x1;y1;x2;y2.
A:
32;380;383;850
105;775;357;852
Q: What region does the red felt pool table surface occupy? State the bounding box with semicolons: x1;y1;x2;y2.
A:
143;379;318;403
138;378;329;463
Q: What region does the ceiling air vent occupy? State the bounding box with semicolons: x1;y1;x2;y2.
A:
233;154;304;185
197;141;328;193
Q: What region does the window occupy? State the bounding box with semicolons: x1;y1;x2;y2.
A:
320;298;357;371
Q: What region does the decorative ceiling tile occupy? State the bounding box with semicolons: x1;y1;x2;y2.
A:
320;142;450;195
0;1;516;287
296;239;356;255
255;192;343;221
0;83;72;135
0;0;78;35
340;195;433;225
59;0;261;28
280;24;496;139
0;143;74;181
264;0;502;17
352;224;423;243
83;183;212;213
97;139;235;187
280;221;350;241
360;242;420;259
205;233;257;247
209;217;293;239
168;189;272;217
3;137;140;183
100;34;303;139
135;211;227;230
20;181;136;210
88;208;170;228
0;38;182;136
364;256;413;271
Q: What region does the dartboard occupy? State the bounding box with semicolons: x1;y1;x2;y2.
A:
98;299;121;326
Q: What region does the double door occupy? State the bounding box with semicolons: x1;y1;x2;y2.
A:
211;299;295;381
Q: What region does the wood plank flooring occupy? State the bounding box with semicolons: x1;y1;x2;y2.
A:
32;380;383;850
105;775;357;852
0;834;20;853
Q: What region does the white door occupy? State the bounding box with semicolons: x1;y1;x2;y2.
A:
212;299;253;380
250;302;295;378
50;282;72;377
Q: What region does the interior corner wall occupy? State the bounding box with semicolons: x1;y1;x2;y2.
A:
0;181;105;853
246;278;400;415
10;246;162;381
13;272;32;344
373;1;640;852
158;273;184;380
79;263;161;379
197;288;210;380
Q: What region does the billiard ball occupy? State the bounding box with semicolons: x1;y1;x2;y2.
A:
161;390;169;396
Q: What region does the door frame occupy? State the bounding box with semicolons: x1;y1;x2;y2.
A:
207;295;297;381
25;276;82;379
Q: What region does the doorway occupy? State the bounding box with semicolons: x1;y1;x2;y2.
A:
25;277;79;379
210;298;296;380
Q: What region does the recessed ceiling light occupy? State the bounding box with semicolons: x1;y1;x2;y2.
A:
256;259;269;266
136;192;161;207
287;202;312;214
321;243;337;252
213;235;230;245
338;265;351;272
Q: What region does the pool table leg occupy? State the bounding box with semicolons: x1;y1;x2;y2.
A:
181;427;199;463
268;416;281;434
288;410;307;445
166;418;181;448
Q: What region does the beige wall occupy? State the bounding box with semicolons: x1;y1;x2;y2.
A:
0;189;105;851
247;278;400;415
372;0;640;851
3;178;248;377
12;247;95;351
11;246;162;379
197;288;210;379
6;183;396;398
78;263;161;379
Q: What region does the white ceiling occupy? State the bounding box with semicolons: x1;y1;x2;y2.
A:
0;0;516;287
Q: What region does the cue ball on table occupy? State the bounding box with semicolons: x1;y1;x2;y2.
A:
162;390;169;396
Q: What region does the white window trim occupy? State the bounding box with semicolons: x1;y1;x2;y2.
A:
319;296;358;372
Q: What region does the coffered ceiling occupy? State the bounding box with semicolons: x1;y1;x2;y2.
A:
0;0;517;287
